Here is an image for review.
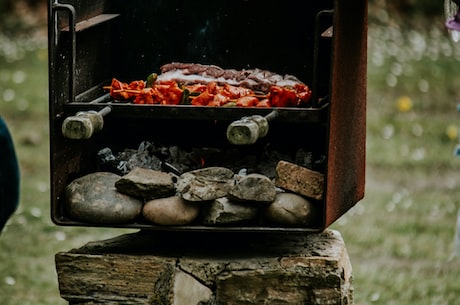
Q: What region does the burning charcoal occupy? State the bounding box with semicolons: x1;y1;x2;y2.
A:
192;147;245;171
127;151;162;173
97;147;116;165
115;167;176;200
137;140;155;152
96;147;125;174
294;149;314;169
116;161;128;174
142;196;200;225
228;173;276;203
65;172;143;224
158;145;171;158
176;167;235;202
114;149;137;174
275;161;324;201
165;146;201;173
202;197;258;226
257;149;294;179
313;155;327;172
263;193;319;227
161;162;182;176
113;142;163;174
117;148;137;161
135;141;160;157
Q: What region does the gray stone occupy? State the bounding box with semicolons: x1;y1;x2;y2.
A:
202;197;258;225
115;167;176;199
65;172;143;224
263;192;319;227
228;173;276;203
173;269;214;305
142;196;200;225
176;167;235;202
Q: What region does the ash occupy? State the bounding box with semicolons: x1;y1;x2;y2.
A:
97;141;325;178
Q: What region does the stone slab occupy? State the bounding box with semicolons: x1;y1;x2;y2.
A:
55;230;353;305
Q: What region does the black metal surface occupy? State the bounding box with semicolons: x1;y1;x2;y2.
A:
63;102;329;123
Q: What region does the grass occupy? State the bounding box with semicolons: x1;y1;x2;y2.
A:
1;8;460;305
0;34;128;305
330;10;460;305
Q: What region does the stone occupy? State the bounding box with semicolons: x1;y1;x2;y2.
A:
173;269;213;305
142;196;200;225
65;172;143;224
202;197;258;225
115;167;176;199
56;249;177;305
228;173;276;203
275;160;324;200
263;192;319;227
55;230;353;304
176;167;235;202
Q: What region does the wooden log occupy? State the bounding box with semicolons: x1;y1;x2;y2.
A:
55;230;353;305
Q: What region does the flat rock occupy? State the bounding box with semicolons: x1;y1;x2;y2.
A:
229;173;276;203
55;229;353;305
202;197;258;225
176;167;235;202
173;269;213;305
115;167;176;200
65;172;143;224
142;196;200;225
263;192;319;227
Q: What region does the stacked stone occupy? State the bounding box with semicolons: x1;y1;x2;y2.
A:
65;161;324;228
55;230;353;305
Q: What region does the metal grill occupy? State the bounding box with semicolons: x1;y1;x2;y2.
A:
48;0;367;232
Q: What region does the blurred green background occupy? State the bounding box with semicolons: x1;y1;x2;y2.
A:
1;1;460;304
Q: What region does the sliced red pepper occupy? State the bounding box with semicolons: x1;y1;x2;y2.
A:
269;85;298;107
256;99;271;107
236;96;259;107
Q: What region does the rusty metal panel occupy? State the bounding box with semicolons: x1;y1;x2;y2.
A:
325;0;367;227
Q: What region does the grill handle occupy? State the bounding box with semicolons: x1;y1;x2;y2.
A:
51;1;76;103
226;110;279;145
62;106;112;140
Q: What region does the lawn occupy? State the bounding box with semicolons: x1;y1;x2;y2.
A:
1;6;460;305
332;8;460;305
0;32;128;305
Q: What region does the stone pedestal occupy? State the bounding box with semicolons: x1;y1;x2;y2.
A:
55;229;353;305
